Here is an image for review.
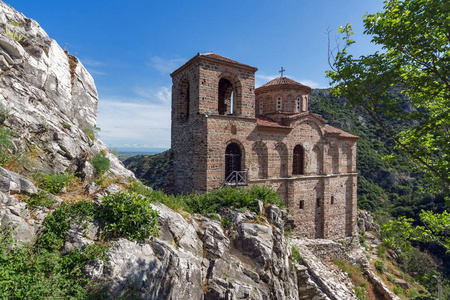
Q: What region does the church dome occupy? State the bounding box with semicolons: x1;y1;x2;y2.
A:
256;77;312;93
255;77;311;115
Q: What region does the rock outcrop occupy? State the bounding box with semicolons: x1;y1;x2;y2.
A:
0;1;133;179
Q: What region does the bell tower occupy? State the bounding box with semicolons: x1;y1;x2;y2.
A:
170;53;257;194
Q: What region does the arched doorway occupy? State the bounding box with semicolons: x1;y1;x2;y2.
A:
293;145;304;175
225;143;241;179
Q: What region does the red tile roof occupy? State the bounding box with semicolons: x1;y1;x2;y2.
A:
256;115;291;129
324;125;359;139
281;111;327;123
200;53;257;70
171;53;257;77
256;77;312;93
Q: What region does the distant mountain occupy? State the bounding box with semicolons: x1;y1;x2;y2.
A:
123;150;171;187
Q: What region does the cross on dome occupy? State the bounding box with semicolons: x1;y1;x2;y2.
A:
279;67;285;77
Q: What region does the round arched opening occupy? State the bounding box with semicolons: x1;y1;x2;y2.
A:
293;145;304;175
225;143;242;179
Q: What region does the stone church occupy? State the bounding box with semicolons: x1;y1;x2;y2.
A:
170;53;359;239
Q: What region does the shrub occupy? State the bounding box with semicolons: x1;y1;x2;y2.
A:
0;127;13;166
0;203;108;299
92;152;110;175
377;244;387;259
63;123;71;129
355;284;368;300
83;125;100;141
291;247;302;264
97;192;159;241
401;247;436;276
26;191;57;209
393;284;403;296
0;105;12;124
128;182;282;215
183;185;282;215
33;171;77;194
375;260;386;273
359;231;366;246
38;200;96;251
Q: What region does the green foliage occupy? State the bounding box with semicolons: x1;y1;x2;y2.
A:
327;0;450;188
5;26;24;42
381;211;450;253
355;283;369;300
33;171;77;194
377;244;387;259
0;127;13;166
181;185;282;215
123;150;171;187
38;201;96;251
0;201;108;299
401;248;437;276
0;105;12;124
221;215;232;229
359;231;366;246
97;192;160;241
128;181;282;215
92;152;110;175
6;20;23;27
26;191;57;209
393;284;404;296
83;125;101;141
63;123;71;129
375;260;386;273
291;247;302;265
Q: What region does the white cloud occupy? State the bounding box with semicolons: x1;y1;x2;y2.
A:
134;86;171;103
81;58;104;67
96;86;172;150
149;56;187;74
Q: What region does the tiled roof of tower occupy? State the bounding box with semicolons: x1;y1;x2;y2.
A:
324;125;359;139
171;52;257;77
256;77;312;93
200;53;257;69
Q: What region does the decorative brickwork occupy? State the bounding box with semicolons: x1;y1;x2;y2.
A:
170;53;359;239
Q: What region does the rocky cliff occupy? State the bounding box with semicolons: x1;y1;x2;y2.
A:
0;1;133;179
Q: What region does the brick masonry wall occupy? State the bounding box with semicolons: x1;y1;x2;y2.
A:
170;54;358;239
255;88;309;115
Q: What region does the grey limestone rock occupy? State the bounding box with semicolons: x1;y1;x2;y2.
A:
0;2;134;180
97;238;204;300
0;167;38;195
85;182;101;195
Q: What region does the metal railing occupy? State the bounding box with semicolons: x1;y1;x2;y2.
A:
219;170;249;189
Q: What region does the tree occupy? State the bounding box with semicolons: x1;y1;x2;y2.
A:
327;0;450;189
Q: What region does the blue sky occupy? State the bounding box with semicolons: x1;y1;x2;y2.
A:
5;0;384;152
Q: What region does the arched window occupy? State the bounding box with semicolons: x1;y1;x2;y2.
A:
293;145;304;175
259;99;263;115
276;96;282;111
225;143;242;179
296;97;301;112
218;78;234;115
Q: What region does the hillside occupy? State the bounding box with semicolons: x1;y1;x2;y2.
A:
123;150;171;187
